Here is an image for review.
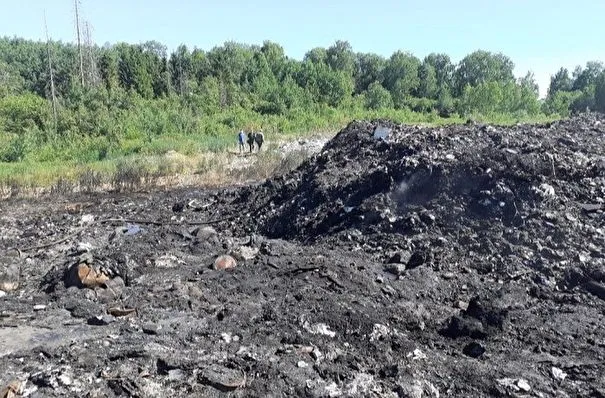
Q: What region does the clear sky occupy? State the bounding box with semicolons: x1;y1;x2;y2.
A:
1;0;604;97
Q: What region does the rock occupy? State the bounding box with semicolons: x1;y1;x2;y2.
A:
143;323;160;335
80;214;95;225
462;342;485;358
172;201;186;212
153;254;183;269
388;251;412;264
199;365;245;391
0;262;20;292
311;347;323;361
369;323;391;342
385;263;406;276
516;379;530;392
96;277;125;302
407;251;427;269
0;291;5;298
230;246;259;261
195;226;218;241
409;348;426;360
87;315;114;326
551;366;567;382
441;315;486;339
303;322;336;338
297;360;309;368
539;183;556;197
65;263;109;289
214;255;237;270
167;369;186;381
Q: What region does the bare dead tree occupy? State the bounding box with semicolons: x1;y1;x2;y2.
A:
44;11;58;128
74;0;84;86
83;21;99;87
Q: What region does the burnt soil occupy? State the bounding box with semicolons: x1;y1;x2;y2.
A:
1;114;605;397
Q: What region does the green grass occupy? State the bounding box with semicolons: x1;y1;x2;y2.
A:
0;108;561;196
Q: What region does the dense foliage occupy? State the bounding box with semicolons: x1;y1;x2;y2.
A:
0;36;602;164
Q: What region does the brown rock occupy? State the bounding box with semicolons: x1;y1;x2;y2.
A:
214;255;237;270
77;264;110;288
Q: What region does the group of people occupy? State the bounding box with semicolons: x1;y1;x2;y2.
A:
238;129;265;153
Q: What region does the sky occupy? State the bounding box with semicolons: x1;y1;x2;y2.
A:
1;0;604;98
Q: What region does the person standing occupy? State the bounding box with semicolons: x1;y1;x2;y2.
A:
255;130;265;151
247;131;256;153
238;130;246;153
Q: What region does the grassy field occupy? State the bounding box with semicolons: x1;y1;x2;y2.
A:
0;109;559;198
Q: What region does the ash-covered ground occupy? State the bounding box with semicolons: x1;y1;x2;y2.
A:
1;114;605;397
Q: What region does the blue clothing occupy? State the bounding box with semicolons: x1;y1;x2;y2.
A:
238;131;245;144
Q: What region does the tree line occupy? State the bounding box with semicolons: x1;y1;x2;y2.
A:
0;37;604;162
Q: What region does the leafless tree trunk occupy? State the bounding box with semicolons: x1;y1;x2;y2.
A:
83;21;99;87
44;11;58;128
74;0;84;86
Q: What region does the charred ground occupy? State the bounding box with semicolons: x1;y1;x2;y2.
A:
1;114;605;397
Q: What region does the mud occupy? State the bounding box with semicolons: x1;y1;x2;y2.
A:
1;114;605;397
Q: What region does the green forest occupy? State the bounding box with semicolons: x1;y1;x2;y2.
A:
1;36;604;173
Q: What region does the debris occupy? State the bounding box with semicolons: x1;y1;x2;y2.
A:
373;125;391;140
303;321;336;338
107;307;136;317
80;214;95;225
297;360;309;368
199;365;246;392
369;324;391;342
517;379;531;392
97;277;125;302
385;263;406;276
168;369;186;381
214;255;237;270
143;323;161;335
230;246;259;261
87;315;114;326
408;348;427;360
0;262;20;292
66;263;109;288
33;304;46;311
551;366;567;382
0;381;22;398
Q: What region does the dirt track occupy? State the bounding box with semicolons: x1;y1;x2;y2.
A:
1;114;605;397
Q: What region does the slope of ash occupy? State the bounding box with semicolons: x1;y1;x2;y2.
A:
0;114;604;397
234;114;605;285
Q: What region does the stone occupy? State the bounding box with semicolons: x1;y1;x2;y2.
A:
388;251;412;264
87;315;114;326
214;255;237;270
66;263;109;289
199;365;245;391
516;379;530;392
230;246;259;261
168;369;186;381
551;366;567;382
385;263;406;276
143;323;160;335
0;262;20;292
96;277;125;302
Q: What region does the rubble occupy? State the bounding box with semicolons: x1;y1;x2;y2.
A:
1;114;605;396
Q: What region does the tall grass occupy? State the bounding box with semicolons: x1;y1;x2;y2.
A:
0;103;560;195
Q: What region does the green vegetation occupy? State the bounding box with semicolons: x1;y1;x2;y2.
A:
0;36;600;191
